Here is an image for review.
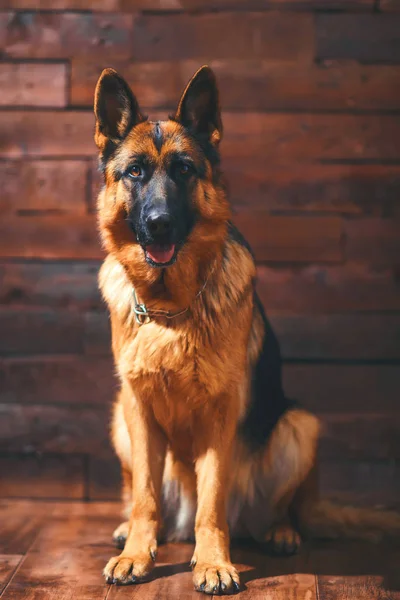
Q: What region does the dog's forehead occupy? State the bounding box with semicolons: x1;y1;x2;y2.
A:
118;120;201;163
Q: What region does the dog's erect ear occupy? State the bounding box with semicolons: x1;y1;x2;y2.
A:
94;68;144;150
174;65;222;145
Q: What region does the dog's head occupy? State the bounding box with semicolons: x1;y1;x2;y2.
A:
94;66;230;275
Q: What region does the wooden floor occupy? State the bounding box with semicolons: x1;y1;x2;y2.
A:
1;500;399;599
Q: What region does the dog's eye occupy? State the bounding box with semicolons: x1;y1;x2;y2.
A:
176;162;192;177
129;165;142;178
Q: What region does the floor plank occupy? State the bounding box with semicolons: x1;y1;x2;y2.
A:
0;501;55;554
0;513;113;600
0;501;399;599
0;557;22;595
312;540;400;600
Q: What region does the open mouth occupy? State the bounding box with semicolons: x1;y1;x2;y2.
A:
145;243;176;267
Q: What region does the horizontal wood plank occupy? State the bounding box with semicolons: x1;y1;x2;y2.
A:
283;364;400;413
319;413;400;460
0;261;102;309
3;111;400;162
73;59;400;111
0;216;101;259
272;313;400;360
2;260;399;313
227;163;400;215
78;456;400;507
316;14;400;62
380;0;400;9
0;308;85;355
234;213;344;263
0;356;115;406
320;460;400;508
0;454;85;499
0;63;67;107
345;218;400;266
257;263;400;313
13;310;396;360
1;405;398;460
2;358;399;416
131;12;314;63
0;214;346;263
2;12;133;60
88;455;122;501
0;160;88;214
0;404;111;455
1;0;374;9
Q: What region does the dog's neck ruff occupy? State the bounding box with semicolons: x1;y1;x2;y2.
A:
132;264;215;325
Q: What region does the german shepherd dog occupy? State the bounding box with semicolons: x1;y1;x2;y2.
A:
94;66;399;595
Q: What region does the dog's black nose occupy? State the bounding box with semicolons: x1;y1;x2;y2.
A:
146;212;171;237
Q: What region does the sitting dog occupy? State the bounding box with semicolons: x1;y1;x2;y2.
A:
94;65;400;595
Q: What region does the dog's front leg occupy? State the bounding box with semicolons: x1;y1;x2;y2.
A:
104;390;167;585
191;400;240;595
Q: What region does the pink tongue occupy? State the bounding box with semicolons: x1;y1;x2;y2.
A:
146;244;175;264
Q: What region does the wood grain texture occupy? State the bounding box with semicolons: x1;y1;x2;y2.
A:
312;541;400;600
0;356;115;406
0;455;85;499
0;308;84;355
0;556;21;595
0;160;88;214
316;13;400;62
2;12;133;60
271;313;400;360
234;214;344;263
0;216;100;259
227;163;400;214
1;261;398;313
0;261;101;309
257;264;400;313
0;513;112;600
0;501;54;554
1;0;374;8
380;0;400;9
3;111;400;162
0;63;67;107
320;413;400;460
320;460;400;508
73;59;400;111
131;12;314;63
0;214;345;263
1;403;398;460
345;218;400;266
283;364;400;413
0;403;111;456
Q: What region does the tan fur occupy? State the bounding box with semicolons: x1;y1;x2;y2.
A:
95;66;399;594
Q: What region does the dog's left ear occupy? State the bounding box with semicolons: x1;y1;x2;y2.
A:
175;65;222;145
94;68;144;151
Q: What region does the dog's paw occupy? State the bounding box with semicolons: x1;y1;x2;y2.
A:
112;521;129;549
192;561;240;595
264;524;301;556
104;549;156;585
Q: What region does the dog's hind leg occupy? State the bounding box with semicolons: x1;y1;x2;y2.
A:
262;409;319;554
232;408;319;553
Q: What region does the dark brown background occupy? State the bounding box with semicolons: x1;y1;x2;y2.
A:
0;0;399;506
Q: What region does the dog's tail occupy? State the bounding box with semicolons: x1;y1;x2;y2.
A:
301;499;400;542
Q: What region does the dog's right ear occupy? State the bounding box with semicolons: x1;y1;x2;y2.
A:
94;68;144;151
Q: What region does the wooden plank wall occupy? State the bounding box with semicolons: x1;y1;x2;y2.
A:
0;0;399;506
